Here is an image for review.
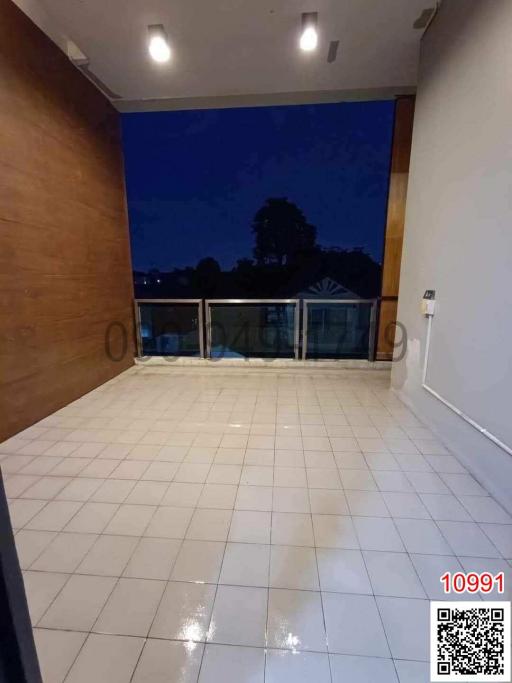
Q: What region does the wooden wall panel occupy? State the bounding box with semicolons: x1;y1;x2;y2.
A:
0;0;134;441
377;96;415;360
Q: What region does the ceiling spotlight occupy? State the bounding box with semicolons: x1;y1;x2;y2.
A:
148;24;171;63
300;12;318;52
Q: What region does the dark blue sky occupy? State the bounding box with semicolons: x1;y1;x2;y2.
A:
122;100;394;272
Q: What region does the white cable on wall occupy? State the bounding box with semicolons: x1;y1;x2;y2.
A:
422;314;512;457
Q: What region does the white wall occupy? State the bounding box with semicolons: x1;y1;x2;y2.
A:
393;0;512;511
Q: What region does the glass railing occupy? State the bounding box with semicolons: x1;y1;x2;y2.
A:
302;299;377;360
135;299;204;357
206;300;300;359
134;298;378;360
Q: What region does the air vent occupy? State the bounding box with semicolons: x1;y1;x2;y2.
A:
327;40;339;63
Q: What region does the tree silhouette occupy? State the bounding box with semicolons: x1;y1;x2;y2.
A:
191;257;222;296
252;198;317;266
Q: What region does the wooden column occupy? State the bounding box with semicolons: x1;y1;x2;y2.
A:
376;96;415;360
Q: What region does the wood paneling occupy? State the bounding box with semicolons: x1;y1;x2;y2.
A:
377;96;415;360
0;0;134;441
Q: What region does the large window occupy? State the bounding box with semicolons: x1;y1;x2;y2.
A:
122;100;394;300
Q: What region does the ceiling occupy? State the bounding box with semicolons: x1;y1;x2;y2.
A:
15;0;431;111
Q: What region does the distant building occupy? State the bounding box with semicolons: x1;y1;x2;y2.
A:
295;276;361;300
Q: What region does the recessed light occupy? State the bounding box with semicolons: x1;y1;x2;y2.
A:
148;24;171;63
300;12;318;52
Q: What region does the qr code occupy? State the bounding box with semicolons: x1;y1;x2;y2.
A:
431;601;511;681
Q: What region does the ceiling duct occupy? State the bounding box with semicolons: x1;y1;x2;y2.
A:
66;39;122;100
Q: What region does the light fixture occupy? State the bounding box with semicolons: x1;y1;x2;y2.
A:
148;24;171;63
299;12;318;52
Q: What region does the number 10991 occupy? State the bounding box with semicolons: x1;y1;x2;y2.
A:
440;571;504;594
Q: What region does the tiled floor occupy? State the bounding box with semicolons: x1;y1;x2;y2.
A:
1;365;511;683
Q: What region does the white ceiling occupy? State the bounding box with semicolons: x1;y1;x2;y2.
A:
16;0;430;111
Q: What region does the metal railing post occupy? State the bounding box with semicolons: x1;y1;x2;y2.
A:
368;299;378;361
294;300;301;360
302;300;309;360
205;300;212;359
198;300;205;359
133;300;142;357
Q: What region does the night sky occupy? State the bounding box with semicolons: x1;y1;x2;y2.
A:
122;100;395;272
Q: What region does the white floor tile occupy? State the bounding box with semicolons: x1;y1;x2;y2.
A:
317;548;371;593
199;644;264;683
171;540;225;582
312;514;359;549
207;585;267;646
8;499;47;528
270;545;319;590
55;478;105;505
353;516;404;552
363;550;426;598
271;512;314;546
419;493;471;521
229;510;271;544
132;639;204;683
162;482;203;507
25;501;83;532
382;492;430;519
125;480;169;505
207;464;242;485
240;466;273;486
94;577;165;636
150;580;216;640
459;496;512;524
65;502;119;533
78;534;139;576
339;469;377;491
266;649;331;683
31;531;97;572
394;659;430;683
440;473;488;496
235;485;273;511
394;518;452;555
307;468;342;489
323;592;389;657
15;529;56;568
346;490;390;517
198;483;237;509
90;479;135;503
274;467;307;488
145;505;193;539
39;574;116;630
219;542;270;587
439;520;503;557
22;570;68;624
409;554;464;600
330;654;398;683
64;633;145;683
267;588;327;652
104;504;156;536
186;508;233;544
124;537;181;579
273;487;310;513
377;596;430;660
34;628;87;683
